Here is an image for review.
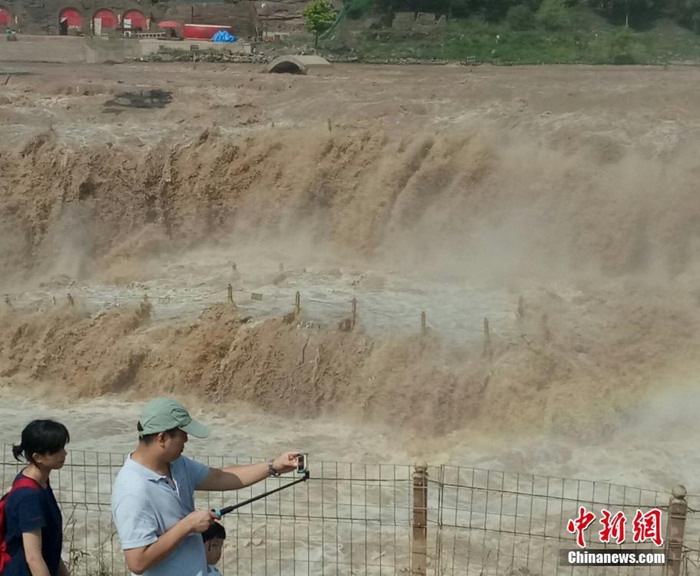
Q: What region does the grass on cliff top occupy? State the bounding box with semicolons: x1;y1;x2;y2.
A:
309;12;700;65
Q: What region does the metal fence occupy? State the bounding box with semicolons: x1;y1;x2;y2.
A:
2;446;699;576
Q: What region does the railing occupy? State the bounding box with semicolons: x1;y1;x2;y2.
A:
2;446;698;575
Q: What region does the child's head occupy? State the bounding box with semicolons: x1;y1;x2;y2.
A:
202;522;226;566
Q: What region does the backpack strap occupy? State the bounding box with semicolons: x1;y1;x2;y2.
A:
0;476;41;506
0;475;41;572
9;476;41;492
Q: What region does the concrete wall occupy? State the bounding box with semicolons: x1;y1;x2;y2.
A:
0;34;251;62
0;34;84;62
139;38;252;55
84;35;141;62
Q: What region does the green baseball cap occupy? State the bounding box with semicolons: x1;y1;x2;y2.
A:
138;398;210;439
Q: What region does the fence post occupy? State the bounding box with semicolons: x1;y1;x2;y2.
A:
663;485;688;576
351;298;357;329
421;312;427;336
542;312;550;342
517;295;525;322
295;291;301;316
483;317;492;359
412;464;428;576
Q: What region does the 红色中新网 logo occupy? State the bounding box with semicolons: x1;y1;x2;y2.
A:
566;506;663;548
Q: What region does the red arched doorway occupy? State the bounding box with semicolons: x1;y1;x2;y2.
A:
0;8;10;27
122;9;146;31
93;8;116;33
59;8;83;35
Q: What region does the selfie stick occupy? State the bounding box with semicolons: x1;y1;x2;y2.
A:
213;471;310;517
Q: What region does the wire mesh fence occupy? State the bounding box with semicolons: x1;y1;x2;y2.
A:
0;447;414;576
432;465;674;576
1;446;697;576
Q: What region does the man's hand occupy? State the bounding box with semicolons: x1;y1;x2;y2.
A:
186;510;219;533
271;451;301;475
123;510;221;574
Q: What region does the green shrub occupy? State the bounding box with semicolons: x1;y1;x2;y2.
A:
507;5;536;30
536;0;573;30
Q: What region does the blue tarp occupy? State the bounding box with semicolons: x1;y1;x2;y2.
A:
211;30;238;43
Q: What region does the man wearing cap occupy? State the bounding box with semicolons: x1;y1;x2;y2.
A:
111;398;299;576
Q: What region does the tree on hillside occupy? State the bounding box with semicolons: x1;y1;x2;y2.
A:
352;0;699;33
536;0;574;28
589;0;658;26
507;4;536;28
666;0;700;28
304;0;337;45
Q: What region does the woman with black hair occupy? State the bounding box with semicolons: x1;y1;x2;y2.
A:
3;420;71;576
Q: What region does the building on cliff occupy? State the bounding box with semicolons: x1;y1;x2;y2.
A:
0;0;261;38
